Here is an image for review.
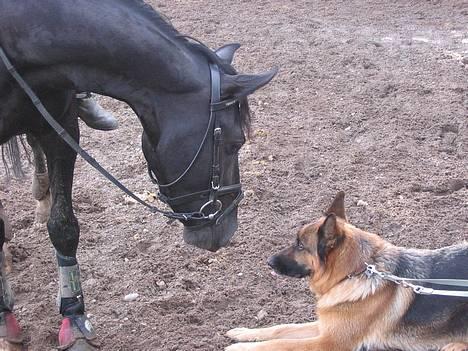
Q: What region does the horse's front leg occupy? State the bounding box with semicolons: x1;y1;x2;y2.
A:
26;134;51;224
36;115;99;351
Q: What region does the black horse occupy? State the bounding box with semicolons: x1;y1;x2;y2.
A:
0;0;276;349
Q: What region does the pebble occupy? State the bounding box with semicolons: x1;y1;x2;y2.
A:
123;293;139;302
257;309;268;321
156;280;166;289
357;200;369;207
123;195;138;205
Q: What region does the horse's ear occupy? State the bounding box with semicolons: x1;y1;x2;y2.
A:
325;191;347;221
215;43;241;64
221;68;278;99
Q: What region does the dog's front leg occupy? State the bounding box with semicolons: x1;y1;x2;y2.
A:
225;336;351;351
442;343;468;351
226;322;319;342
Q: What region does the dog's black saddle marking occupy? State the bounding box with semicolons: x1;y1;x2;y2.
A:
399;245;468;337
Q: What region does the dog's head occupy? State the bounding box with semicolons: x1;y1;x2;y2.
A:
268;191;349;280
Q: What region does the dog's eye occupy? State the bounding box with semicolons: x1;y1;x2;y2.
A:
296;240;305;251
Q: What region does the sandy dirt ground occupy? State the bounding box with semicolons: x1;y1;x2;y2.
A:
1;0;467;350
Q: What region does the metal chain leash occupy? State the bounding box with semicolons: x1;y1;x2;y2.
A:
364;264;468;298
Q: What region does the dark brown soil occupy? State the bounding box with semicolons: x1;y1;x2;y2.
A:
1;1;467;350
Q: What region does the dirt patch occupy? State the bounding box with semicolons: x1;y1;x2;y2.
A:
1;1;467;350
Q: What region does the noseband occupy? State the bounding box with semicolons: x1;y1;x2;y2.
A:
148;63;244;224
0;45;243;225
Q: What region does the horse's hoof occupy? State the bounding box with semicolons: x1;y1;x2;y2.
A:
62;338;98;351
0;312;23;351
31;172;49;201
58;315;99;350
34;192;51;224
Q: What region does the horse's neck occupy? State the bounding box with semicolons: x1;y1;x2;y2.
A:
0;0;204;102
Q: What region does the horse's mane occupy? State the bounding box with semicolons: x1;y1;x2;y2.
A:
128;0;181;39
119;0;252;136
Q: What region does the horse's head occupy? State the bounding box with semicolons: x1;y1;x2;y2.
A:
142;43;277;252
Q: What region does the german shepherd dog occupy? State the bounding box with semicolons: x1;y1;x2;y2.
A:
226;192;467;351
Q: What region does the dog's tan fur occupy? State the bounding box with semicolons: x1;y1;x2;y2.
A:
226;192;468;351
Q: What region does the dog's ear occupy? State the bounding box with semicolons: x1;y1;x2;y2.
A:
325;191;347;221
317;213;344;263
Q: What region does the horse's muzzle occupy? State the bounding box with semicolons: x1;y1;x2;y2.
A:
183;207;238;252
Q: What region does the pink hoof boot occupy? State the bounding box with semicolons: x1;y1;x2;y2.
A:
58;315;99;350
0;312;23;350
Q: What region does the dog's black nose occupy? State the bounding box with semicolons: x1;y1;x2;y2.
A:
267;255;277;268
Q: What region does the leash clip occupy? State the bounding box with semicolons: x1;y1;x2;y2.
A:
364;263;382;278
412;286;434;295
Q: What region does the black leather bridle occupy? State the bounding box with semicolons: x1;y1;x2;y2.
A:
149;63;244;224
0;46;243;224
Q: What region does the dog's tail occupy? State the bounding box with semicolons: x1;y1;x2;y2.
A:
1;136;31;180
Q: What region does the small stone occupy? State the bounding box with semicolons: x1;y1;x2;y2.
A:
85;278;98;287
448;179;466;192
244;190;255;197
123;195;138;205
256;309;268;321
237;272;243;277
156;280;166;289
345;126;351;131
462;56;468;65
357;200;368;207
124;293;139;302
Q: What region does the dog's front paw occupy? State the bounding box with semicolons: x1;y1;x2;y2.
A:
441;343;468;351
225;342;256;351
226;328;260;342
